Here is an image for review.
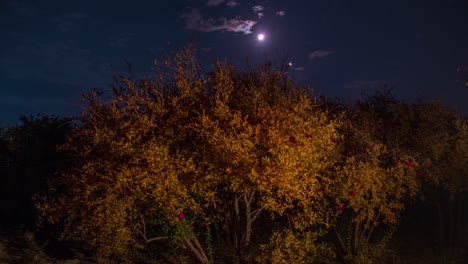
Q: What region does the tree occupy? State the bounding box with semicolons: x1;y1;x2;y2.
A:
0;115;72;228
254;91;423;264
311;92;421;263
396;101;468;262
36;48;341;263
37;48;208;262
338;91;468;263
188;60;340;262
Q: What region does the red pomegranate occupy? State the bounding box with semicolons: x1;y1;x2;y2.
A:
178;212;185;220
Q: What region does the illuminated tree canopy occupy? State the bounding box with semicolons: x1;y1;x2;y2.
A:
36;49;427;263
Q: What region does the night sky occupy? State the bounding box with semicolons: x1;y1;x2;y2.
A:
1;0;468;124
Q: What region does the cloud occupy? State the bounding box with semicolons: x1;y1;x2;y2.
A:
226;0;239;7
206;0;239;7
308;50;335;60
252;5;264;19
206;0;225;6
276;11;286;16
252;5;264;13
181;8;257;34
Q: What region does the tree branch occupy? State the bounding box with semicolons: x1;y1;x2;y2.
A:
136;215;169;244
366;212;381;243
248;188;256;205
334;228;346;252
234;194;242;222
141;215;146;238
181;236;209;264
250;206;265;223
192;235;209;262
146;236;170;243
354;221;360;254
359;218;371;250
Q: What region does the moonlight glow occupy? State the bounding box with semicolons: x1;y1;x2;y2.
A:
257;33;265;41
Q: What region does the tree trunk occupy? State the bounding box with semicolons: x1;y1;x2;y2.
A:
182;235;209;264
436;195;447;264
239;189;255;263
448;194;455;260
353;221;360;255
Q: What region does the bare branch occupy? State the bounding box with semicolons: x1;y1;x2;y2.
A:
192;235;209;261
366;212;381;242
248;188;256;205
136;215;169;244
146;236;170;243
234;194;241;222
136;228;147;241
354;221;360;254
182;236;209;264
334;228;346;252
250;206;265;222
141;215;146;238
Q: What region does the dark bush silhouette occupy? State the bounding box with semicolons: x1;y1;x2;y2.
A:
0;115;72;229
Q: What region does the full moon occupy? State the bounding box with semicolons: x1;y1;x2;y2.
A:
257;33;265;41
